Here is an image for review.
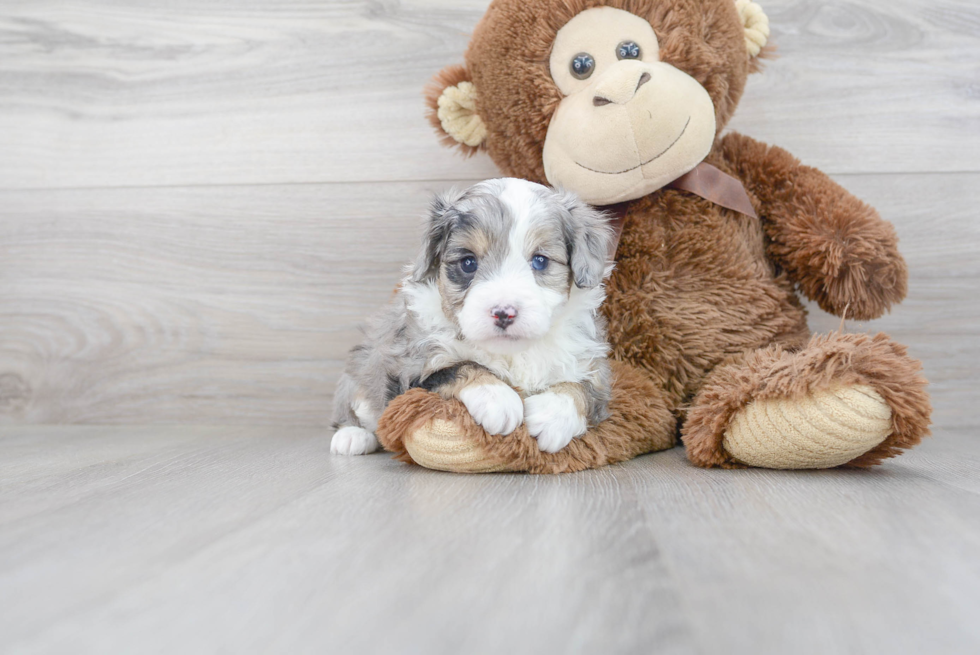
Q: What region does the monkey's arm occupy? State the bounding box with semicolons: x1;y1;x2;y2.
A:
419;363;524;437
719;132;907;320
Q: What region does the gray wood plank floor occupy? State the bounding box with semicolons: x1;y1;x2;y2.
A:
1;425;978;654
1;0;978;652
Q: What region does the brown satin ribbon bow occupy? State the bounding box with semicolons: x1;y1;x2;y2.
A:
601;161;758;257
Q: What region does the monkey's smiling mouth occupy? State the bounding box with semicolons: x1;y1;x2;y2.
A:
574;116;691;175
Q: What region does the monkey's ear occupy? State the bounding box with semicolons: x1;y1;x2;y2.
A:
735;0;771;60
425;64;487;154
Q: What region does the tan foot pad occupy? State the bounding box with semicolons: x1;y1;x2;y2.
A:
723;384;893;469
403;419;519;473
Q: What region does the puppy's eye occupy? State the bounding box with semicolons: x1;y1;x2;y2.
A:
531;255;549;271
570;53;595;80
617;41;641;60
459;256;478;274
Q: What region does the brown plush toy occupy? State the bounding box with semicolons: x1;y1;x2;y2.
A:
375;0;932;473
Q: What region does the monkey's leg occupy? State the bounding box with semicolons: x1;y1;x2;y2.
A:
376;360;676;474
683;332;931;469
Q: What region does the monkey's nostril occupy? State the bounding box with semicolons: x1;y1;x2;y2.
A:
595;72;651;106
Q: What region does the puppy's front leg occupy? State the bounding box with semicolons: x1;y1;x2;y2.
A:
524;382;595;453
330;375;382;456
424;364;523;436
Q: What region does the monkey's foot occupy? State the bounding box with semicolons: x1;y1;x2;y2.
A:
722;384;891;469
684;332;932;469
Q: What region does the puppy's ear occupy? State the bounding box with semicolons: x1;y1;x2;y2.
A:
411;189;464;283
560;190;614;289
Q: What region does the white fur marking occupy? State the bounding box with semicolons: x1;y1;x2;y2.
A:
331;426;380;456
458;179;561;349
353;398;379;433
402;280;449;332
524;392;588;453
458;384;524;436
404;277;607;393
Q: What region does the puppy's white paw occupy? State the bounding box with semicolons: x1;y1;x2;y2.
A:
458;384;524;436
524;392;587;453
331;426;380;456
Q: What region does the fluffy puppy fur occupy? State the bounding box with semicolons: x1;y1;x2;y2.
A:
331;178;615;456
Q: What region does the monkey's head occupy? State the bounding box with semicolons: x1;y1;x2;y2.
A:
427;0;770;205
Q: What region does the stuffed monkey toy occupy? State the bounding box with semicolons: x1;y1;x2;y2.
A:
376;0;932;473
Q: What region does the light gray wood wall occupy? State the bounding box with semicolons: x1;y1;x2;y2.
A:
1;0;978;429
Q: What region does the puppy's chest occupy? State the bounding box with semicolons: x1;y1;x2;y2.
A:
404;280;601;393
436;337;592;393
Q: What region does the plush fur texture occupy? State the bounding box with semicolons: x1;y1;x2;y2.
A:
683;331;932;468
377;359;676;474
386;0;931;471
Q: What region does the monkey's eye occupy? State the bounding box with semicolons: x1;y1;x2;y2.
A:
617;41;642;60
570;53;595;80
531;255;550;271
459;256;478;274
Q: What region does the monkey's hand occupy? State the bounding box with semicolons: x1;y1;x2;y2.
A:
721;132;907;320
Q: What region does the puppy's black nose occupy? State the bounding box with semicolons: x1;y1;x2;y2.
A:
491;306;517;329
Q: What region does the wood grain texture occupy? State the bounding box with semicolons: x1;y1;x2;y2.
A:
0;181;431;425
1;424;978;654
1;174;977;428
0;0;978;190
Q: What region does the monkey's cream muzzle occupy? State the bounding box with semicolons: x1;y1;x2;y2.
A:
542;7;717;205
432;3;770;207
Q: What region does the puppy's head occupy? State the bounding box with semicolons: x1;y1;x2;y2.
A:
411;178;612;353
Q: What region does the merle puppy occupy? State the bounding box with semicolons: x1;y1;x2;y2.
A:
331;178;614;455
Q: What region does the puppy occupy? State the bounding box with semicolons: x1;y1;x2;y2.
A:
331;178;614;456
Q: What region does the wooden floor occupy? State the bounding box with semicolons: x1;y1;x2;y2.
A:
1;425;979;654
1;0;979;653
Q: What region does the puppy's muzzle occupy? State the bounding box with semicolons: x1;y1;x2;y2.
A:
491;306;518;330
